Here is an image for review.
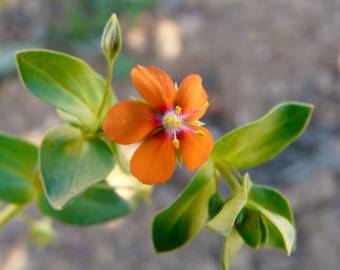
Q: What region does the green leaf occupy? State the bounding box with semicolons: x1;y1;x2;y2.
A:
248;201;296;255
206;174;252;236
221;228;243;270
212;102;313;169
40;125;114;210
39;183;131;225
242;183;296;254
16;49;113;129
249;185;294;223
0;134;38;203
236;209;262;249
208;191;225;219
57;109;82;127
0;170;35;204
0;134;38;178
152;162;216;252
259;216;268;243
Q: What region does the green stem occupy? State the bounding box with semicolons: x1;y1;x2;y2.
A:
0;204;26;229
97;59;114;120
215;161;241;193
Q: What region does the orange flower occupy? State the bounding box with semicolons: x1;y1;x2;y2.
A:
103;65;214;185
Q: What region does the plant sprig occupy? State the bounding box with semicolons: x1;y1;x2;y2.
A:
0;13;313;269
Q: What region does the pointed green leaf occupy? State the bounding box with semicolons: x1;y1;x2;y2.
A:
236;209;262;249
39;183;131;225
212;102;313;169
249;185;294;223
259;216;268;243
0;134;37;203
245;183;296;254
16;49;113;129
248;201;296;255
152;162;216;252
206;174;251;236
208;191;225;219
40;126;114;210
221;228;243;270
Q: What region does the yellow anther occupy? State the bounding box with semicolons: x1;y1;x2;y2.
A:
172;138;180;149
164;115;173;124
202;102;209;110
197;130;205;136
174;119;182;127
175;106;182;114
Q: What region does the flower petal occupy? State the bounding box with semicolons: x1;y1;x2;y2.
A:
130;132;177;185
103;100;159;145
131;65;176;112
175;74;208;121
180;126;214;171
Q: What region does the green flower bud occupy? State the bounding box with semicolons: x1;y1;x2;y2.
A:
29;218;55;246
101;13;123;63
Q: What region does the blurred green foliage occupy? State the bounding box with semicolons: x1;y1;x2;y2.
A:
0;0;155;81
53;0;156;41
113;53;135;78
49;0;156;78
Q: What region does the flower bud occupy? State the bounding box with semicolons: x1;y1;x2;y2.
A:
29;218;55;246
101;13;122;63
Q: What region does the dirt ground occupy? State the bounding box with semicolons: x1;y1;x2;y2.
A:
0;0;340;269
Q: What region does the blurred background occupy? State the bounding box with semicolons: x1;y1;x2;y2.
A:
0;0;339;269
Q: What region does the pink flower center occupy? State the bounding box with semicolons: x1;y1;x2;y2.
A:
160;105;207;149
162;108;183;131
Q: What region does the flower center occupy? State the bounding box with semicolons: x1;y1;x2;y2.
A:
160;104;208;150
162;110;183;131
